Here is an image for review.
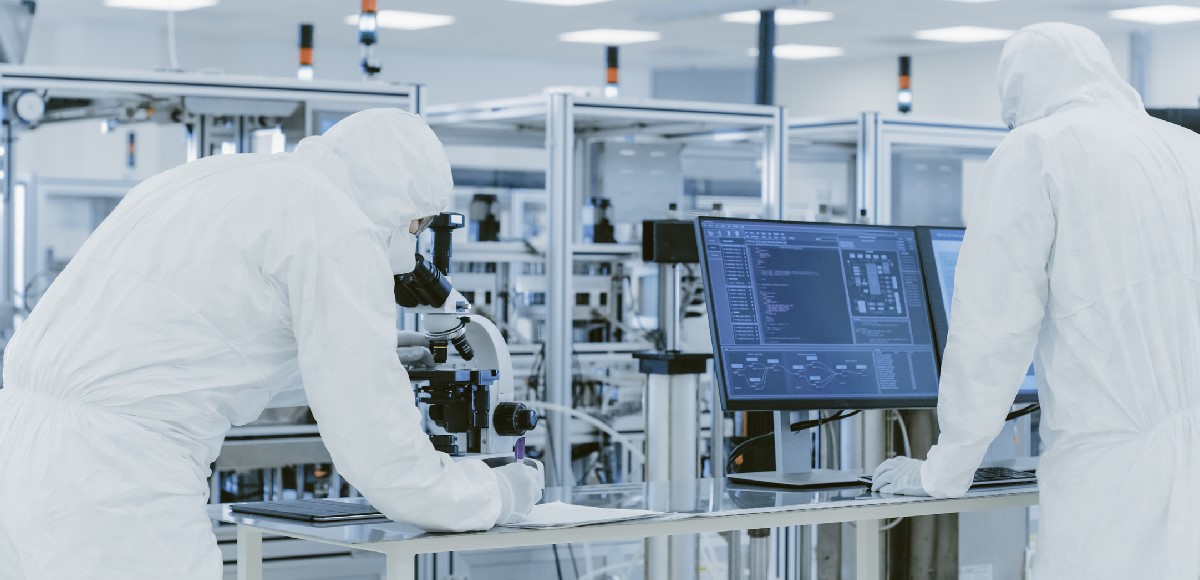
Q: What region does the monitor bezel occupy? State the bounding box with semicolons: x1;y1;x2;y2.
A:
696;216;942;412
913;226;1038;404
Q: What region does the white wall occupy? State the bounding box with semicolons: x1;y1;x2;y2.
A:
1142;27;1200;109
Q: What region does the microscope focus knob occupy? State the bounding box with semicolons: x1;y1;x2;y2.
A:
494;402;538;436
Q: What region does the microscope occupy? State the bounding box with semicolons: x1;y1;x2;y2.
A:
394;213;539;460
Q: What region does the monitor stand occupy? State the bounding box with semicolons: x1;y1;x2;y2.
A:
727;411;865;490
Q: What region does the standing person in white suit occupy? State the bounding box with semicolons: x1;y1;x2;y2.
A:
0;108;543;579
871;23;1200;578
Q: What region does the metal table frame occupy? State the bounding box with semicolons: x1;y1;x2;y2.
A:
225;484;1036;580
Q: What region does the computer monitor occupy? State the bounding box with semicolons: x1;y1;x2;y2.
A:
914;227;1038;403
697;217;940;411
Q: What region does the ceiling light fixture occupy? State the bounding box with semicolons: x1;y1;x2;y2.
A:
914;26;1014;43
1109;4;1200;24
559;29;662;45
721;9;835;25
505;0;613;5
103;0;217;10
747;44;844;60
343;10;455;31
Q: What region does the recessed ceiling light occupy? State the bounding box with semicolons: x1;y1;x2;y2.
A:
721;9;835;25
1109;4;1200;24
344;10;455;31
559;29;662;45
103;0;217;10
914;26;1014;43
505;0;613;4
747;44;844;60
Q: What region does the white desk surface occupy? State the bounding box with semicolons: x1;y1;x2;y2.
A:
212;478;1038;554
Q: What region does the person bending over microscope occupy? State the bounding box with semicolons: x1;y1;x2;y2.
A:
0;109;543;580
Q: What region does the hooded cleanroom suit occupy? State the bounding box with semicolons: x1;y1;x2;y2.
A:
0;109;517;579
879;23;1200;579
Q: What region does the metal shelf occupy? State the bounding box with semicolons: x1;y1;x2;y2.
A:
452;241;641;263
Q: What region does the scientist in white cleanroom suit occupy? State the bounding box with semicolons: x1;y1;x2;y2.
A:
871;22;1200;579
0;109;544;579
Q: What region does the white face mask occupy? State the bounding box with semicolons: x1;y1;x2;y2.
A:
388;231;418;275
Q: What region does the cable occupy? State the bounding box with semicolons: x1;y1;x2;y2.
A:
552;544;565;580
725;431;774;474
567;543;581;579
521;401;646;465
893;410;912;458
1006;404;1040;421
726;411;865;474
789;409;861;432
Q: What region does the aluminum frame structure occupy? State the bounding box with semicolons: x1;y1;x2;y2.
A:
787;113;1013;579
0;65;423;337
788;113;1008;228
426;94;788;488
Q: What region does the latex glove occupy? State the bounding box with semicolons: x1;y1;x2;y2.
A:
492;462;545;525
396;330;434;369
872;456;930;496
397;330;429;348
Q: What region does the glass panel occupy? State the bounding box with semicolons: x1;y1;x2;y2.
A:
889;144;993;227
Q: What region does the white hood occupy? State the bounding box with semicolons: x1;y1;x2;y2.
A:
292;108;451;235
998;22;1143;129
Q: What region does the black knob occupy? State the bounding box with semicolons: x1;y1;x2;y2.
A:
494;402;538;436
429;434;460;456
517;409;538;431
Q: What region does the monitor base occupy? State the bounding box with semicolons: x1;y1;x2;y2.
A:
728;469;865;490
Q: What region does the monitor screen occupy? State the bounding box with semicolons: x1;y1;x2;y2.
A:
915;227;1038;403
697;217;940;411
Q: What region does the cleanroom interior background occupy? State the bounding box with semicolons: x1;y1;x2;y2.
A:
21;0;1200;122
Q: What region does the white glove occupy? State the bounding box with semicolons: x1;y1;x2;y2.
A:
396;330;434;369
491;462;545;525
872;456;930;496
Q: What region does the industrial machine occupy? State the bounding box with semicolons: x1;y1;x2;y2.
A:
395;212;539;459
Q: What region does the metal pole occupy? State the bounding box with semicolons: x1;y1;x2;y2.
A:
725;531;743;580
1130;30;1150;99
856;519;882;580
658;263;679;349
546;93;575;487
711;369;726;478
2;110;15;338
755;9;776;106
236;526;264;580
748;528;771;580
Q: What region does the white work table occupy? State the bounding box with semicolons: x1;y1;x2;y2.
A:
212;478;1037;580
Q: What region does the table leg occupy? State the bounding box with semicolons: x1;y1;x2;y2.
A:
747;529;770;579
236;525;263;580
723;531;742;580
385;547;416;580
856;519;881;580
645;536;669;579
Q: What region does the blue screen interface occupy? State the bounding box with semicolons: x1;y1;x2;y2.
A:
701;220;940;406
927;228;1037;396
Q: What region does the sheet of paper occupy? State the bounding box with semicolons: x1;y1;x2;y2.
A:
500;501;672;529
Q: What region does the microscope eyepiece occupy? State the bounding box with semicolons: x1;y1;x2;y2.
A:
394;254;454;308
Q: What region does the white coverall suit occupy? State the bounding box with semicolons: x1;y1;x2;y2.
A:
0;109;523;578
874;23;1200;579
